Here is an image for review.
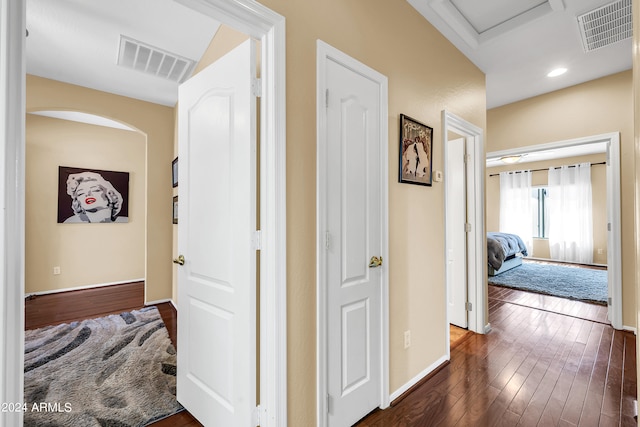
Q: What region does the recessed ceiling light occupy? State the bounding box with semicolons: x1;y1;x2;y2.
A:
547;68;567;77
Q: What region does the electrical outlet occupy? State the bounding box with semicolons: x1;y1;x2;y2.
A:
404;330;411;349
53;266;61;275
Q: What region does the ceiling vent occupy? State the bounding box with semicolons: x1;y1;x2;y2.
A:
577;0;632;52
117;35;196;83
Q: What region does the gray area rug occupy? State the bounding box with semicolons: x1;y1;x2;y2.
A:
488;261;607;305
24;306;182;427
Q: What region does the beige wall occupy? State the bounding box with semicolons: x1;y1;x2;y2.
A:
25;114;145;292
486;153;608;264
27;75;175;303
487;70;634;328
251;0;486;424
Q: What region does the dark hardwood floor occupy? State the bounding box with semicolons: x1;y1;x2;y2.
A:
26;281;635;427
489;284;610;325
357;288;635;426
25;282;202;427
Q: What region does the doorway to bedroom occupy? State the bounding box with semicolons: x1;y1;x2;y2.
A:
485;133;622;330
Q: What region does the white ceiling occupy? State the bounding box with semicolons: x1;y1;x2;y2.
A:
26;0;221;107
408;0;632;109
27;0;632;119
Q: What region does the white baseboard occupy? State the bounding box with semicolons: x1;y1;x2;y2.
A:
389;354;448;402
25;278;145;297
170;299;177;310
485;323;492;333
622;325;637;335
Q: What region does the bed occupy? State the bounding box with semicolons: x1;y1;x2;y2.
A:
487;232;528;276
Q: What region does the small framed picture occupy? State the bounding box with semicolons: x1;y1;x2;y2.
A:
399;114;433;186
173;195;178;224
172;157;178;188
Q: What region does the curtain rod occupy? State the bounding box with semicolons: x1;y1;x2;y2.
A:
488;161;606;177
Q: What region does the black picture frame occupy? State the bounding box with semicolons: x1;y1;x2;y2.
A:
173;195;178;224
57;166;130;223
398;114;433;186
172;157;178;188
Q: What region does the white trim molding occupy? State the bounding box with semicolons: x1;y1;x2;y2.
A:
3;0;287;426
24;278;146;298
1;0;26;426
389;354;448;402
316;40;389;426
486;132;623;330
442;110;486;335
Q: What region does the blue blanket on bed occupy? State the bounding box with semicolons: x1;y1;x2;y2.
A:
487;232;528;270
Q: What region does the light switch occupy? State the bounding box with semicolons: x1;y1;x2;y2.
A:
434;170;443;182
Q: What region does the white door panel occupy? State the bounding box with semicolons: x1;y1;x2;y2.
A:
326;57;382;427
177;39;256;427
446;137;468;328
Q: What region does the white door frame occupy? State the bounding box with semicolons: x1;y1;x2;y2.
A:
442;110;487;338
486;132;623;330
0;1;287;426
1;1;27;425
444;136;470;330
316;40;390;426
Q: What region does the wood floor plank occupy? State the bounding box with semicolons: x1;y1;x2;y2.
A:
26;281;634;427
600;330;624;422
488;284;609;325
560;323;606;425
517;318;579;426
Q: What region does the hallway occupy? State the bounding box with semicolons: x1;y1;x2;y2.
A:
357;287;636;426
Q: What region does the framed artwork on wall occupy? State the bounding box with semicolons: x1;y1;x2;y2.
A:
398;114;433;186
172;157;178;188
173;195;179;224
57;166;129;223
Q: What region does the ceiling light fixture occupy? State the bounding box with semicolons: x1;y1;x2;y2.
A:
547;68;567;77
500;155;523;164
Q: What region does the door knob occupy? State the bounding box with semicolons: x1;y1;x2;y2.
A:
369;256;383;268
173;255;185;265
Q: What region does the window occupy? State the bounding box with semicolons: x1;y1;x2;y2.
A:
532;187;548;238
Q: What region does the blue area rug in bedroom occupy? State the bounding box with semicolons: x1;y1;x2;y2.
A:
488;262;607;305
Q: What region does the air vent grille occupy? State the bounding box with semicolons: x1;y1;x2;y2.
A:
577;0;632;52
117;35;196;83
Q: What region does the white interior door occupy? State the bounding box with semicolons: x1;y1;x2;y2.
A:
325;56;383;427
446;137;468;328
176;39;257;427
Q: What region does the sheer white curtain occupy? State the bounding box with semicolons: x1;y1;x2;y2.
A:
547;163;593;263
499;171;533;255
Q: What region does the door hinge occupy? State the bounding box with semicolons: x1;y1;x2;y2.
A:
464;154;471;164
325;231;331;250
607;222;612;232
252;405;261;426
464;223;472;232
325;89;329;108
466;302;473;311
327;393;333;414
252;230;262;250
608;297;612;306
252;78;262;97
606;142;611;166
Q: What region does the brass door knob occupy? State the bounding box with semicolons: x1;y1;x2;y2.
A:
173;255;185;265
369;256;383;268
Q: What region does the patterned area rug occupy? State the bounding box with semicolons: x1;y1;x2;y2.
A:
488;261;608;305
24;306;182;427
